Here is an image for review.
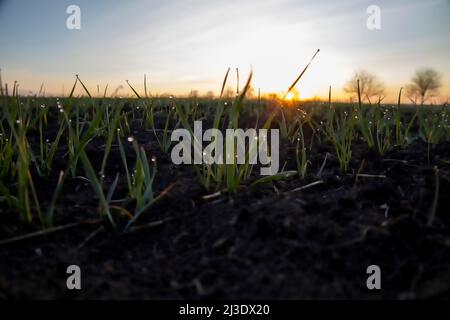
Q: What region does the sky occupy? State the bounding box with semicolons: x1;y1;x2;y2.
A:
0;0;449;101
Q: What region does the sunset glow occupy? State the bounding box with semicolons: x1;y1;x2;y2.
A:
2;0;450;302
0;0;449;102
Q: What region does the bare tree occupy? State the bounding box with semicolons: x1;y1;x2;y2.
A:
223;86;234;98
344;70;385;104
245;84;255;99
0;68;3;96
406;68;442;105
205;91;215;99
189;90;199;98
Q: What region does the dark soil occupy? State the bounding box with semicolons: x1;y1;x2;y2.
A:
1;116;450;299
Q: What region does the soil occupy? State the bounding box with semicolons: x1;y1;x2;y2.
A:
1;108;450;300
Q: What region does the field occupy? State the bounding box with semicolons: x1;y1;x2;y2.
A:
1;77;450;299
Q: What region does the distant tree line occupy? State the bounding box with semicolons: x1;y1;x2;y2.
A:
344;68;443;105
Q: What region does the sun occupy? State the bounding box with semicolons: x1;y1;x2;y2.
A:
285;92;295;100
283;89;301;101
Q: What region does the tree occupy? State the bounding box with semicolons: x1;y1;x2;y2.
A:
189;90;199;98
205;91;215;99
406;68;442;105
0;68;3;96
223;86;234;98
344;70;385;104
245;84;255;99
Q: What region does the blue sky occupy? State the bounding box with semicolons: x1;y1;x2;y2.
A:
0;0;449;101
